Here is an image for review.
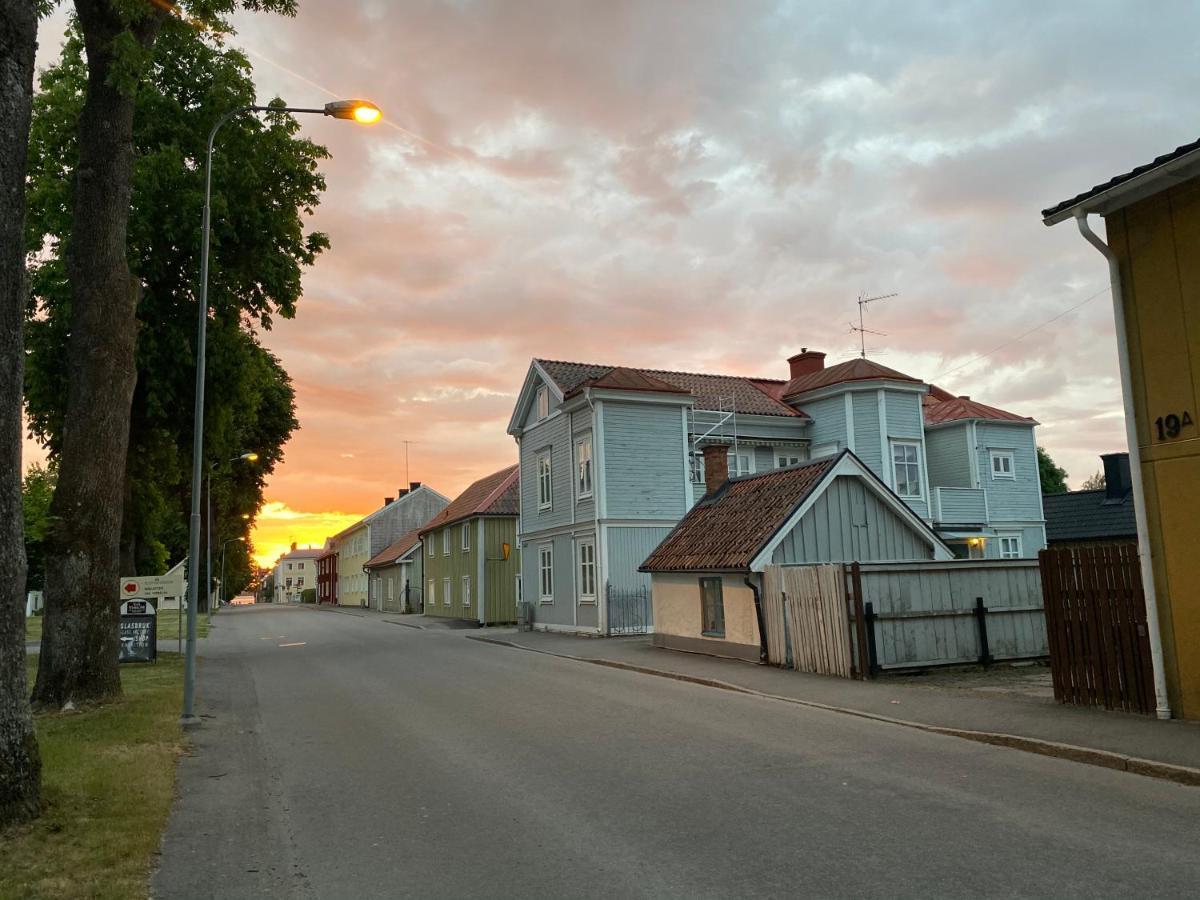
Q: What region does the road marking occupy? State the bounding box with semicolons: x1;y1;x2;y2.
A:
278;642;307;648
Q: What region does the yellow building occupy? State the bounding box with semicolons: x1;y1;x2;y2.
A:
1045;138;1200;719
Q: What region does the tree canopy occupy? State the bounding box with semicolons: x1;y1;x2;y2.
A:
1037;446;1069;496
24;19;327;581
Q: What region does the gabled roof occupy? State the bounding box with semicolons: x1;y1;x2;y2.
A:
563;366;689;399
1042;137;1200;225
1044;490;1136;543
418;465;519;536
641;456;838;573
278;547;322;562
782;358;922;399
364;528;422;569
922;392;1037;427
536;359;804;418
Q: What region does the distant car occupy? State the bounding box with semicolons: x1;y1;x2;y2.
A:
230;594;255;606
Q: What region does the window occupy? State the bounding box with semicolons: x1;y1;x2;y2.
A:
462;575;471;607
427;578;436;606
727;450;753;478
536;385;549;420
428;539;434;558
999;535;1022;559
462;523;470;551
443;576;451;606
537;451;552;509
577;539;596;601
538;544;554;602
442;529;450;556
297;577;304;587
990;450;1015;480
700;577;725;637
287;563;293;570
690;452;705;484
387;578;393;601
776;453;802;469
891;440;923;498
575;436;593;498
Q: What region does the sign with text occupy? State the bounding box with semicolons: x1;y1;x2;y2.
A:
119;573;184;600
119;598;157;664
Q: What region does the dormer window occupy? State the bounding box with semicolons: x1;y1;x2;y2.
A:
536;386;549;420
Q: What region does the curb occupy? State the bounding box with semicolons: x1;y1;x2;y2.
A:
466;635;1200;788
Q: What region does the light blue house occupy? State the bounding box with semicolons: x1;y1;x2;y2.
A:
507;350;1045;635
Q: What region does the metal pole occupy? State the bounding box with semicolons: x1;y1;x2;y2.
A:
206;468;212;617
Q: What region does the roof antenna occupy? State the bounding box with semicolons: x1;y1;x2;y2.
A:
850;291;898;358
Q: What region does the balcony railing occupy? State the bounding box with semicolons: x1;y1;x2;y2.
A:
933;486;988;524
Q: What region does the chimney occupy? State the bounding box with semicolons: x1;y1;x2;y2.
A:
958;395;971;401
384;496;394;506
409;481;421;491
702;444;730;494
290;542;297;552
397;488;409;499
1101;452;1132;502
787;348;826;380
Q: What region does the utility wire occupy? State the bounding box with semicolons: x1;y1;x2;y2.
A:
934;285;1110;381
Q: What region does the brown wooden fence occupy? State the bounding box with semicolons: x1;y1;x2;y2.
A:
760;565;865;679
1038;544;1155;714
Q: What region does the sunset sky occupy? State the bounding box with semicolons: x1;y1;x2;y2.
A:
30;2;1199;568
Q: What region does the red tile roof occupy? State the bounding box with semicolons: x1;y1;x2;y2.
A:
640;456;838;573
922;388;1037;426
364;528;422;569
782;357;922;398
536;359;804;418
418;465;519;536
563;366;689;398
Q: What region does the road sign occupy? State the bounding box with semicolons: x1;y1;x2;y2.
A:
119;598;157;664
119;573;184;600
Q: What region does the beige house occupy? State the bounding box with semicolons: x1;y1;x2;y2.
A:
334;482;450;608
273;545;321;604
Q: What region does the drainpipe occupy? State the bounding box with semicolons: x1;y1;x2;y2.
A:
744;574;768;664
1075;211;1172;719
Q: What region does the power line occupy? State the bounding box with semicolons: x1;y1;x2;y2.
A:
934;286;1110;381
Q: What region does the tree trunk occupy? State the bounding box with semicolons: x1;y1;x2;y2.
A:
0;0;42;825
32;0;163;709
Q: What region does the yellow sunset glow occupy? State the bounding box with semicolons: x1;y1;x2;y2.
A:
250;501;363;568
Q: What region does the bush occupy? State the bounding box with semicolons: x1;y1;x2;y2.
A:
300;588;317;604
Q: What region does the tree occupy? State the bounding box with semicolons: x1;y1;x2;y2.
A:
29;0;303;710
1080;471;1106;491
22;463;56;595
0;0;42;826
1037;446;1069;496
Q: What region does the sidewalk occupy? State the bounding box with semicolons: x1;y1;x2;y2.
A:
471;630;1200;783
314;604;477;630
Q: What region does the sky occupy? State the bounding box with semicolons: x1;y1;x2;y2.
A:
29;1;1200;567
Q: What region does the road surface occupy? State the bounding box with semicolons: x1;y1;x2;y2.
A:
153;606;1200;899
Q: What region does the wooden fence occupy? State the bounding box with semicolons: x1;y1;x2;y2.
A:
760;560;1047;678
1038;544;1155;714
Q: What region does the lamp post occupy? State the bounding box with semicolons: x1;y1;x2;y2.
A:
183;98;382;726
207;452;258;622
218;537;244;611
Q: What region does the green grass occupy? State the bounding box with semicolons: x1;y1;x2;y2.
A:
25;612;207;644
0;655;186;900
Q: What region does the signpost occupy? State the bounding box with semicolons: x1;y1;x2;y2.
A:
120;573;184;600
119;598;158;664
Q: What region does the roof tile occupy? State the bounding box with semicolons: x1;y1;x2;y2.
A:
418;465;519;536
364;527;423;569
782;357;921;398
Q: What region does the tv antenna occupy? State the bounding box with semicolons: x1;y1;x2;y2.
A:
850;291;898;358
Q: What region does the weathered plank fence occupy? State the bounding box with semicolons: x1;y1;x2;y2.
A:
761;560;1047;677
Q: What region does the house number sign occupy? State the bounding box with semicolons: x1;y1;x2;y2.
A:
1153;411;1194;441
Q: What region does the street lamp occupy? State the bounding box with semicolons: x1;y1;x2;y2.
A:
183;99;381;727
207;451;258;623
218;537;245;611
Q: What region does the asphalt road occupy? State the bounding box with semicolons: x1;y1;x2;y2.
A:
153;606;1200;899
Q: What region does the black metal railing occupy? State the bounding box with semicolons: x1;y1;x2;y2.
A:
606;582;652;635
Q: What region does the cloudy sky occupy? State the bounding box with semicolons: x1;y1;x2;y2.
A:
32;2;1200;565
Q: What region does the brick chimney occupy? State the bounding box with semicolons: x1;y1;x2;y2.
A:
1101;452;1132;502
290;542;297;552
409;481;422;491
384;496;394;506
702;444;730;493
787;348;826;379
397;487;409;499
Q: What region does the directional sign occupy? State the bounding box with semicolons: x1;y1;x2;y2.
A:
119;573;184;600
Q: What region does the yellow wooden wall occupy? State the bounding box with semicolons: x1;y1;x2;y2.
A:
1106;176;1200;718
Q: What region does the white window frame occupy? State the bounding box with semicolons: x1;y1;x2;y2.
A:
536;385;549;420
442;576;451;607
776;452;803;469
727;449;754;478
538;543;554;603
575;435;593;499
462;522;470;551
577;539;596;603
462;574;471;607
990;449;1016;480
689;452;705;484
998;534;1023;559
428;539;434;558
890;439;923;499
537;451;553;510
427;578;436;606
442;528;450;556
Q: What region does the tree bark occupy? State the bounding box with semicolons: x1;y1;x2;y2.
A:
0;0;42;825
32;0;163;709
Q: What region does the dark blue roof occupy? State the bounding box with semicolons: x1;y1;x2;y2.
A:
1043;489;1136;543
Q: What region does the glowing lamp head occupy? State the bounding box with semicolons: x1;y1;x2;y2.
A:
324;100;382;124
242;452;259;462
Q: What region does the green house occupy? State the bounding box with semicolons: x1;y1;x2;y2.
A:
418;465;520;625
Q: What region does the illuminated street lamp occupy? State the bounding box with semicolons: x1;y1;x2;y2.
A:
183;101;381;727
